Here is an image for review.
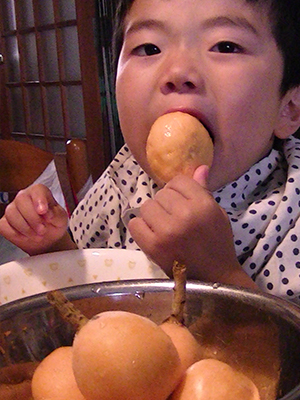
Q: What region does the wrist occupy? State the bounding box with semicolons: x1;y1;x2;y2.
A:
216;265;259;291
188;259;259;291
27;231;77;256
46;231;78;253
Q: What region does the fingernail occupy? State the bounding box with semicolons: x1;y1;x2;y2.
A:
36;200;47;214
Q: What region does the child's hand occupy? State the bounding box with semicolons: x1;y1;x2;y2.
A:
128;166;257;289
0;184;70;256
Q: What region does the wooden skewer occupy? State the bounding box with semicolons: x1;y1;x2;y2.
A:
47;260;187;329
164;260;187;325
46;290;88;331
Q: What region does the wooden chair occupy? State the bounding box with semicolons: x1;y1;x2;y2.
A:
0;139;91;217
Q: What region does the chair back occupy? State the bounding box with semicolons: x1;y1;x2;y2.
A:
0;140;53;192
0;139;91;216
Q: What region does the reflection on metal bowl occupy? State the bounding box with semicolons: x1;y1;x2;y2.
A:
0;280;300;400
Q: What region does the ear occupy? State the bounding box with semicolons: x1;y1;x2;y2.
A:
274;86;300;139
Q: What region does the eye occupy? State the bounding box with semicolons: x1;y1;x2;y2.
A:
210;41;243;53
133;43;161;56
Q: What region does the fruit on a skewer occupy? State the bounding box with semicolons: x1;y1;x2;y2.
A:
146;112;213;184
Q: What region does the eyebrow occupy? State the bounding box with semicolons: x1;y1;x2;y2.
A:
124;19;167;37
124;14;259;39
202;16;259;35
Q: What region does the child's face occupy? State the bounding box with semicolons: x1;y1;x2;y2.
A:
116;0;288;191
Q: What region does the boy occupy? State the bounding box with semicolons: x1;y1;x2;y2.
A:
1;0;300;303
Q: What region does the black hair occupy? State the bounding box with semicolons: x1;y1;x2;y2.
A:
112;0;135;73
112;0;300;95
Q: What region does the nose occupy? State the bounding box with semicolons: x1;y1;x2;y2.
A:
160;51;204;95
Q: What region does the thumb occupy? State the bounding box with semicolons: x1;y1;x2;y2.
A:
193;164;210;189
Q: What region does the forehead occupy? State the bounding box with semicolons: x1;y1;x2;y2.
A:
125;0;269;12
125;0;270;6
124;0;271;21
123;0;273;35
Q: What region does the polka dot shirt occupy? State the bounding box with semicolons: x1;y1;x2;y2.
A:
70;137;300;305
70;145;159;250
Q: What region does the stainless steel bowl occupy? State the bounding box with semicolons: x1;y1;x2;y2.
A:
1;280;300;400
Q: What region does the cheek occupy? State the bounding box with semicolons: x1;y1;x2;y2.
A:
116;74;151;173
217;71;282;137
116;73;137;141
216;57;282;119
116;73;132;128
116;68;146;129
209;71;281;187
245;66;283;127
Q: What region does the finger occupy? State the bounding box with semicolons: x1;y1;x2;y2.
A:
6;184;55;236
192;164;209;188
128;217;175;276
28;185;67;227
153;186;186;215
128;217;161;258
42;203;68;228
164;173;206;200
4;201;47;237
138;198;176;232
128;216;155;241
0;215;45;245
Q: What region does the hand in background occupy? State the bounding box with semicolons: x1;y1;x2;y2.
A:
0;184;71;256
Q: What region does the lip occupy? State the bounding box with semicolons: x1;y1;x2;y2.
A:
162;107;214;139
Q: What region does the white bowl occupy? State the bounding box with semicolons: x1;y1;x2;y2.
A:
0;248;168;305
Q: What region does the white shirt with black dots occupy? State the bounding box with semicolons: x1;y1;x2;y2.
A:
70;137;300;304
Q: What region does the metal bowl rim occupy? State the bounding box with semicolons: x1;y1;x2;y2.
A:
1;279;300;325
